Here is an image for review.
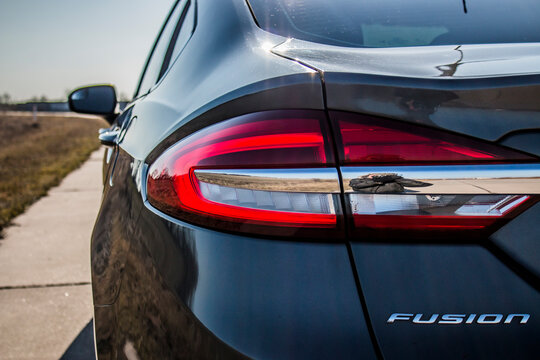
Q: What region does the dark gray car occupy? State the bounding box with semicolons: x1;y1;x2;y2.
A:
69;0;540;358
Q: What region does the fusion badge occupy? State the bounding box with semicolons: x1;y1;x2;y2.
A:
387;313;530;324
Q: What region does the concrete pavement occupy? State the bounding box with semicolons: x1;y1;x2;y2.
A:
0;148;104;360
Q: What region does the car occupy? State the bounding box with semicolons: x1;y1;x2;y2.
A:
68;0;540;358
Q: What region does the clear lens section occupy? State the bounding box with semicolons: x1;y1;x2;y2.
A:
350;194;529;216
199;181;335;215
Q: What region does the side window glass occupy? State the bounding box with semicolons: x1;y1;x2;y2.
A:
136;0;187;97
159;0;195;77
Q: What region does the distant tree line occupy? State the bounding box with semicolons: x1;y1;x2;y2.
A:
0;92;11;104
0;92;68;112
0;92;63;105
0;92;14;110
1;90;131;112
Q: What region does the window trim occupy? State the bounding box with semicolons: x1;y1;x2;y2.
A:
159;0;192;80
152;0;197;92
133;0;183;99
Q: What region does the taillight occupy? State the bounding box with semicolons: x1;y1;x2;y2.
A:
146;110;539;240
147;111;342;237
332;111;539;239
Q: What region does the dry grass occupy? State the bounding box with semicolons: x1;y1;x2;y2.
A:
0;112;108;233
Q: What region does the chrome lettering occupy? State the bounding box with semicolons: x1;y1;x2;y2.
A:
413;314;439;324
504;314;530;324
387;313;413;323
439;314;465;324
387;313;530;325
476;314;503;324
465;314;476;324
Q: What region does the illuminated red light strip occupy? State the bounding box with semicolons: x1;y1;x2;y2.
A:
202;133;325;158
172;132;327;172
175;119;327;162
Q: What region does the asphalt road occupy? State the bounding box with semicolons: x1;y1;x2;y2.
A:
0;148;104;360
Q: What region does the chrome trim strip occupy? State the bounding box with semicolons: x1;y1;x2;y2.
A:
140;163;149;201
342;164;540;194
194;168;341;193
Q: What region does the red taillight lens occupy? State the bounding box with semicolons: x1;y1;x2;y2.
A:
146;110;538;240
331;111;538;239
334;112;534;165
147;111;340;237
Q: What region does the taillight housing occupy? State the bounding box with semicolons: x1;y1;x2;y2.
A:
146;110;539;240
331;111;538;239
147;111;342;237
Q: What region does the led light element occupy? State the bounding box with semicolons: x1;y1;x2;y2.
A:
146;111;340;237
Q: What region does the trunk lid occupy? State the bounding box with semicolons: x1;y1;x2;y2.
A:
273;41;540;142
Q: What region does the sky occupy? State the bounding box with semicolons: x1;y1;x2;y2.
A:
0;0;175;102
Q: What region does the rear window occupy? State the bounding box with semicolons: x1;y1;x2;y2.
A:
247;0;540;48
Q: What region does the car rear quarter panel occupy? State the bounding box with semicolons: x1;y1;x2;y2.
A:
112;201;376;359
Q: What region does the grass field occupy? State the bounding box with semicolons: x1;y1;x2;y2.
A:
0;112;108;235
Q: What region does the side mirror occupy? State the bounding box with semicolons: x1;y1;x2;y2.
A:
68;85;117;115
